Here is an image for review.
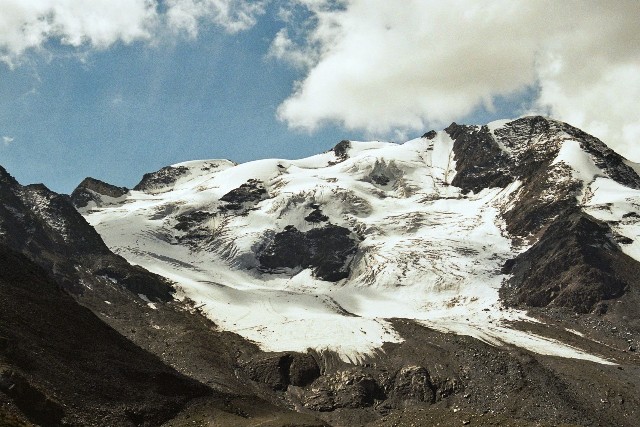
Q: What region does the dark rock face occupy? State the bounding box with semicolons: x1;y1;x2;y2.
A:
367;159;403;189
134;165;189;193
305;208;329;223
302;369;385;411
502;210;628;313
562;123;640;189
219;179;268;211
0;246;209;426
241;353;320;391
174;210;216;231
290;353;322;387
242;353;293;391
446;123;513;194
0;167;174;300
386;366;435;407
421;130;437;139
258;224;357;281
70;177;128;209
502;161;582;239
331;140;351;162
259;226;310;270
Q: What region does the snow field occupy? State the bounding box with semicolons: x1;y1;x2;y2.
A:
85;130;624;365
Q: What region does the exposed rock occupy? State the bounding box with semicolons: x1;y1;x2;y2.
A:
241;352;320;390
614;233;634;245
70;177;129;209
502;162;581;238
446;122;513;194
0;369;65;426
258;226;311;271
290;354;321;387
258;224;357;281
174;210;216;231
219;179;268;211
0;167;175;300
385;366;435;407
0;245;209;426
331;140;351;162
366;159;404;189
302;369;385;411
421;130;437;139
242;353;293;391
561;122;640;189
134;165;189;193
502;210;629;313
305;207;329;223
446;116;640;313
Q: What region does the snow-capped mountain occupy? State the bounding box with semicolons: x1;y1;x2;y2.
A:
2;115;640;426
76;116;640;365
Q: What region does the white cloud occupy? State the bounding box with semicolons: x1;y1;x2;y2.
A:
268;29;316;69
165;0;267;37
0;0;157;62
0;0;266;64
3;136;14;146
274;0;640;161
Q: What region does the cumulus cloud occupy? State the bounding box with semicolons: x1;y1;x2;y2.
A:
274;0;640;160
0;0;266;64
0;0;157;62
3;136;14;146
165;0;267;37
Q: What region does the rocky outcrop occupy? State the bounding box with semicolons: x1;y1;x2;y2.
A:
302;369;385;411
385;366;436;407
258;224;357;281
241;352;320;391
331;140;351;162
219;179;268;211
305;204;329;223
134;165;189;193
366;159;404;188
502;210;630;313
421;130;437;139
70;177;128;209
174;210;217;231
446;123;513;194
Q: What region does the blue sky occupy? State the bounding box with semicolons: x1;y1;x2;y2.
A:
0;3;348;192
0;1;638;193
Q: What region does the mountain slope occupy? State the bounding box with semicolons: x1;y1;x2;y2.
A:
0;166;174;301
78;116;640;366
0;244;210;426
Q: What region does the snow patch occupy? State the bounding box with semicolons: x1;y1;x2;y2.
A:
584;177;640;262
138;293;158;310
552;139;602;185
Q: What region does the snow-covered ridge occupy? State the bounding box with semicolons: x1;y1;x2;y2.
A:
82;119;639;365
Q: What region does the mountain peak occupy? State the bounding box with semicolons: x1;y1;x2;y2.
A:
71;177;129;210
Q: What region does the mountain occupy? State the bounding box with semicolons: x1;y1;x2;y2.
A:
1;115;640;426
0;166;326;426
69;116;640;426
77;116;640;357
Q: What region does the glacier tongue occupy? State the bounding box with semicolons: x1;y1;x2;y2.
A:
84;129;616;365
